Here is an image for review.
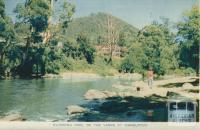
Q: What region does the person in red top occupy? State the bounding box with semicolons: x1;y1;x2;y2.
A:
147;67;154;88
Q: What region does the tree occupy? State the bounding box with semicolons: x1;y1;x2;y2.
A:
105;14;121;64
14;0;51;77
77;35;95;64
139;22;179;75
0;0;16;77
61;37;79;59
120;42;147;73
43;0;75;73
120;20;179;75
0;0;5;18
177;5;200;75
13;0;75;77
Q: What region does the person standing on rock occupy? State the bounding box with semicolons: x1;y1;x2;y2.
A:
147;67;154;88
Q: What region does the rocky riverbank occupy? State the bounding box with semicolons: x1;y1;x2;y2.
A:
1;75;198;122
67;76;199;121
84;76;199;100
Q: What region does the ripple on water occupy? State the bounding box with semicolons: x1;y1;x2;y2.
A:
0;78;142;121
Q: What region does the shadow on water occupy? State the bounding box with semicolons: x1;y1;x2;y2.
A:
72;91;200;122
0;78;198;122
70;94;168;122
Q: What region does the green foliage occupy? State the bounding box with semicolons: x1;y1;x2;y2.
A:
120;58;134;73
174;67;196;76
71;59;91;72
120;21;179;75
0;0;16;77
43;46;73;74
59;0;75;29
120;42;147;73
0;1;198;78
12;0;51;77
118;26;137;47
62;37;80;58
15;0;51;36
0;17;15;39
0;0;76;78
91;56;118;76
65;12;138;45
77;35;95;64
177;5;200;74
0;0;5;18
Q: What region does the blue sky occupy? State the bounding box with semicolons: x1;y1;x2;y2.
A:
5;0;199;28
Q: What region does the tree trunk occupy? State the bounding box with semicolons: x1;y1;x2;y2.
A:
36;63;39;78
41;62;46;76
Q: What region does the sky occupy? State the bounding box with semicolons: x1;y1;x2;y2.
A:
5;0;199;29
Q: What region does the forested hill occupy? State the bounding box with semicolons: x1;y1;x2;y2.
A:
65;12;139;44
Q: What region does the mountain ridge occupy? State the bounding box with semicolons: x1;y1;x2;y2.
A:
65;12;139;45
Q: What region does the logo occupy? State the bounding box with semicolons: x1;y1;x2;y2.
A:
167;97;197;122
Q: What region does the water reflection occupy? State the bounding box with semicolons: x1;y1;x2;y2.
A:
0;78;120;121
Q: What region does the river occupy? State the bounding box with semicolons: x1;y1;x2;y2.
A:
0;77;133;121
0;77;167;121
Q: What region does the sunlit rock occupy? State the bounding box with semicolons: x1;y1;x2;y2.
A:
0;113;25;121
182;82;194;88
84;89;108;100
67;105;87;115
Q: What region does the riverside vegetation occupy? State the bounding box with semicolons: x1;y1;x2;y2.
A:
0;0;199;79
0;0;199;122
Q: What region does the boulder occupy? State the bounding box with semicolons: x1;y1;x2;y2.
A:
84;89;108;100
102;91;118;98
0;113;25;121
182;82;194;88
67;105;87;115
84;89;139;100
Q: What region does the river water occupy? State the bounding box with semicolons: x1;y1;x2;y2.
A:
0;77;130;121
0;77;167;121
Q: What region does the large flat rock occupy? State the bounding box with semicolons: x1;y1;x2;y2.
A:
84;77;199;100
0;113;25;121
67;105;87;115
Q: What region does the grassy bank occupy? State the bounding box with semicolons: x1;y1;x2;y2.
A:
59;56;121;76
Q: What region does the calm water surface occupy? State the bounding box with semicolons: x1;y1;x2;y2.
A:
0;77;133;121
0;77;167;121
